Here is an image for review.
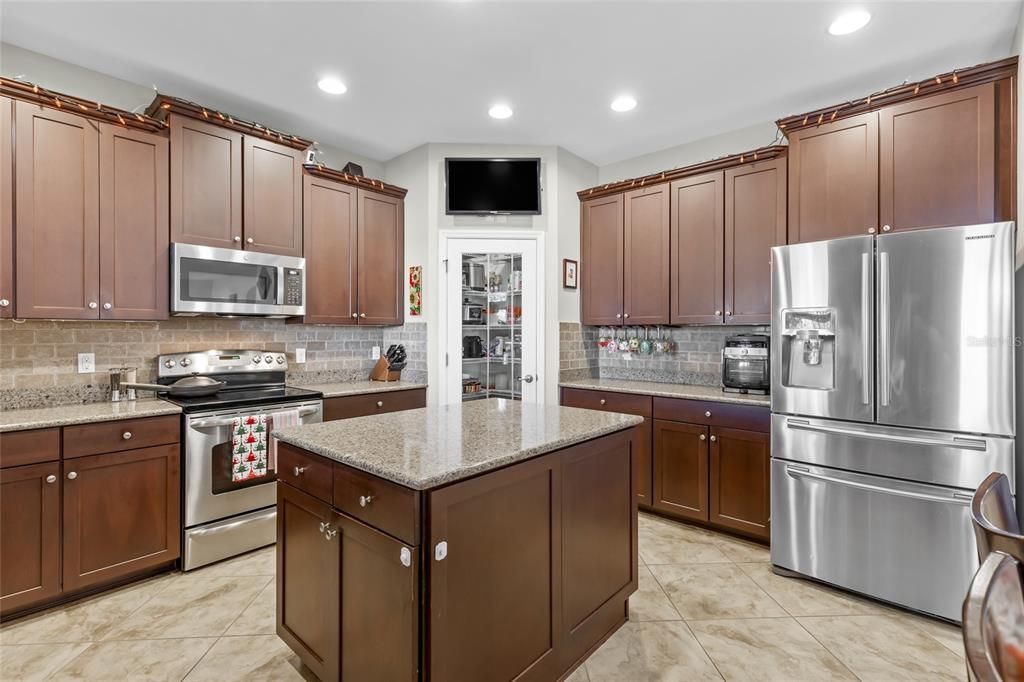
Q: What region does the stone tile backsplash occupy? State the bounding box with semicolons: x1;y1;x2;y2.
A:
0;318;427;410
559;322;768;386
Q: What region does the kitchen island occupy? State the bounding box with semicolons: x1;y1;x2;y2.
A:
271;398;642;682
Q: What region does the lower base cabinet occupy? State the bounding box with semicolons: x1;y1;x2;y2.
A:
652;420;709;521
708;427;770;539
0;462;61;614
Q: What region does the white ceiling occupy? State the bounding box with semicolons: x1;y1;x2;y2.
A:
1;1;1020;166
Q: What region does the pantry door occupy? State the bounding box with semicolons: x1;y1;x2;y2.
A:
441;233;544;406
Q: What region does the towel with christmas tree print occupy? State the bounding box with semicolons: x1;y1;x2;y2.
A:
231;414;269;482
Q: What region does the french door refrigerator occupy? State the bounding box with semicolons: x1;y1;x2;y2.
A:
770;221;1015;622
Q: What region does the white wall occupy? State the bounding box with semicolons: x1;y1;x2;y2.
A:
556;148;598;323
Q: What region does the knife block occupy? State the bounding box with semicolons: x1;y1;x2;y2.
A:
369;357;402;382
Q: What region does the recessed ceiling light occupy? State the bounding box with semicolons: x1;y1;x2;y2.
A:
828;9;871;36
488;103;513;120
317;76;347;95
611;95;637;112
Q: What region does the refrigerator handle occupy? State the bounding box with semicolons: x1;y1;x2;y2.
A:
784;465;972;506
784;418;988;451
878;251;890;407
861;253;871;406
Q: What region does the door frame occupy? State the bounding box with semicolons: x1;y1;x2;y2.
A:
438;230;546;406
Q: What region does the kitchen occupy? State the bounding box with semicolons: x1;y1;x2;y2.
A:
1;1;1023;681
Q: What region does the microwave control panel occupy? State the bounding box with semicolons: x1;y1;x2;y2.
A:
284;269;304;306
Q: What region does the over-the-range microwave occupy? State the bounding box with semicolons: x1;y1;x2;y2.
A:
171;243;306;317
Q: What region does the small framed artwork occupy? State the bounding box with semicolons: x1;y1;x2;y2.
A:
563;259;578;289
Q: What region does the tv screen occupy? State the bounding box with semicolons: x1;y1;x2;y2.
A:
445;158;541;215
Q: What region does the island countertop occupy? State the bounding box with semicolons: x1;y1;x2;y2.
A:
272;397;643;490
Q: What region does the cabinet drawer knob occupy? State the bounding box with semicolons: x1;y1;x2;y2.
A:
351;313;358;318
615;313;622;319
319;521;329;533
103;303;112;310
400;547;412;567
714;310;721;316
599;399;606;406
868;227;877;234
246;237;255;244
376;400;384;408
699;434;706;441
122;431;132;440
725;311;732;316
88;301;98;309
882;224;892;233
233;236;242;243
293;466;306;476
45;474;57;484
359;313;366;318
710;435;717;442
623;313;630;319
0;298;9;307
359;495;375;507
705;411;712;418
67;471;78;480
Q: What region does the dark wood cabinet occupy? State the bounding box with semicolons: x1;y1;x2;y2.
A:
580;194;624;326
0;461;61;614
788;112;879;244
670;172;724;324
14;101;100;319
356;189;404;325
244;136;303;256
0;96;12;318
724;157;787;324
62;444;180;592
301;174;357;324
879;83;996;232
652;420;709;521
98;124;169;320
323;388;427;422
169;115;243;250
623;185;670;324
709;427;770;541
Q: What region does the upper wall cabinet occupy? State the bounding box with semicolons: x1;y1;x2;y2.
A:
169;115;303;256
0;97;12;318
357;189;404;325
670;172;723;325
580;194;624;326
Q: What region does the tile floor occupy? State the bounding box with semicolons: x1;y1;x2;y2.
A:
0;512;967;681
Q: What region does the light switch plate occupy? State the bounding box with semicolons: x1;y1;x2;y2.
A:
372;345;381;360
294;348;306;364
77;353;95;374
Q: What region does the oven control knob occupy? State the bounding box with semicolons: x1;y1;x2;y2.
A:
252;355;261;364
740;349;748;356
164;359;176;368
180;357;192;367
264;355;273;364
276;355;285;365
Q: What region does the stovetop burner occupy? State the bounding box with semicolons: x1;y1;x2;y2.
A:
164;385;323;413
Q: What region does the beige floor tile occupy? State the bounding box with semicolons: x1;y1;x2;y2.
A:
650;563;786;620
0;575;172;644
712;534;770;563
689;617;856;681
184;634;311;681
195;546;276;578
48;637;216;681
629;566;682;622
798;615;966;681
585;621;722;682
0;643;90;681
565;661;590;682
225;581;276;636
736;563;883;617
103;574;272;640
639;519;730;565
896;612;965;659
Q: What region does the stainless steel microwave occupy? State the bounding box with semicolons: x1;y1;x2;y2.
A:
171;243;305;317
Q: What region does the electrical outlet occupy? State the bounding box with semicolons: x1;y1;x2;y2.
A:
294;348;306;364
372;345;381;360
77;352;95;374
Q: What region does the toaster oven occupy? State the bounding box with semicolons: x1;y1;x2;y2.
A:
722;334;769;395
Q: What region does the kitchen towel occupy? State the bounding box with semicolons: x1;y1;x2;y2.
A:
269;408;302;472
231;414;269;482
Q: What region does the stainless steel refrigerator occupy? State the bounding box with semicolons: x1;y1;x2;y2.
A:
770;221;1015;622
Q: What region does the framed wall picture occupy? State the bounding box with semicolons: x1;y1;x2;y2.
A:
563;259;578;289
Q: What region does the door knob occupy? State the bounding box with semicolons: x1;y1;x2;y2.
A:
45;475;57;484
67;471;78;480
246;237;254;244
520;374;535;384
0;299;9;307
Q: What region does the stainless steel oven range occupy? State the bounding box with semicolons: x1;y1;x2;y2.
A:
156;349;323;570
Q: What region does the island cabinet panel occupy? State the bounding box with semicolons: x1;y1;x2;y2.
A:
301;174;358;324
0;96;12;318
652;420;709;521
62;444;181;591
277;483;340;682
623;185;670;324
580;194;624;326
0;461;61;614
356;189;404;325
787;111;879;244
724;158;787;325
709;427;770;541
879;83;996;233
169;115;243;250
243;136;303;256
670;172;724;324
14;101;100;319
428;454;562;682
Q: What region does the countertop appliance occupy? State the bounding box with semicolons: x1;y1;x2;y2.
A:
722;334;769;395
463;335;485;359
171;243;306;317
464;262;487;290
159;349;323;570
770;222;1015;622
463;301;484;324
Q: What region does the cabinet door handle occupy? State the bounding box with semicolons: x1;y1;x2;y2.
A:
623;313;630;319
293;466;306;476
88;302;98;310
0;298;9;307
376;401;384;408
325;527;337;540
714;310;721;316
45;474;57;484
233;236;242;243
67;471;78;480
705;411;712;418
359;495;375;507
351;313;358;318
882;224;892;233
699;434;706;441
246;237;255;244
103;303;112;310
868;227;877;234
615;313;622;319
319;521;329;533
122;431;132;440
599;399;606;406
359;313;366;318
725;311;732;316
710;435;717;442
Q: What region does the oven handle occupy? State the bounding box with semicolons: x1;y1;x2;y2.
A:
189;406;321;430
785;465;972;506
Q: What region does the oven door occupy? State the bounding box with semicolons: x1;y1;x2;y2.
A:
722;352;768;390
172;243;306;316
183;400;322;528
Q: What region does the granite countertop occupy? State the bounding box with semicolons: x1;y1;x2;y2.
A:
0;399;182;432
301;380;428;399
273;398;643;490
559;378;771;407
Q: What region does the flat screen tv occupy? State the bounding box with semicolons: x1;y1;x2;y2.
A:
445;158;541;215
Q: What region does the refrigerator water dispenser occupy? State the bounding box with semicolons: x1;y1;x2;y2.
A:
781;309;836;389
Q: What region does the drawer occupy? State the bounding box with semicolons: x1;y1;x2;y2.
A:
63;416;179;459
277;443;334;504
653;397;769;432
560;388;653;417
323;388;426;422
0;428;60;468
333;464;420;546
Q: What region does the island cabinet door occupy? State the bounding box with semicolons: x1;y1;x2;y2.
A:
652;420;709;521
709;427;770;541
428;455;563;682
277;483;340;682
